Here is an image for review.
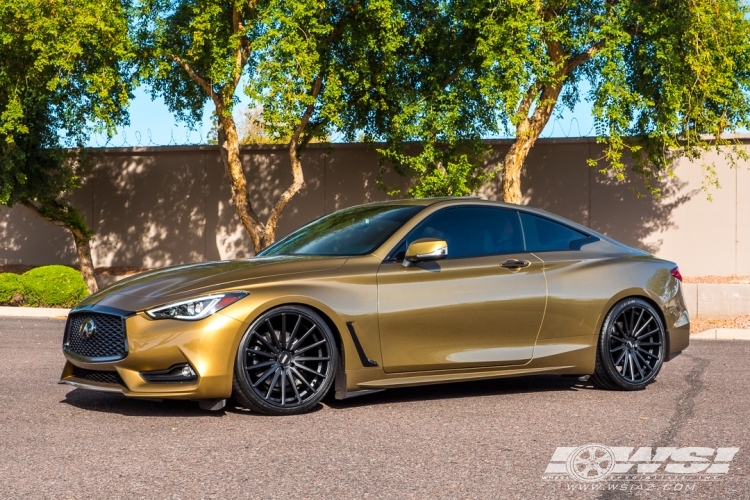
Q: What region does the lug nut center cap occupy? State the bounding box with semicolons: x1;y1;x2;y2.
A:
278;352;292;367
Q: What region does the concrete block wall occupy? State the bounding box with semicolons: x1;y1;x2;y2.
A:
681;284;750;317
1;139;749;277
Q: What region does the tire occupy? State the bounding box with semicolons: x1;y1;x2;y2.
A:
590;298;666;391
232;305;338;415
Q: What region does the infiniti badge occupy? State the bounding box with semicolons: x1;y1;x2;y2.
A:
79;318;96;340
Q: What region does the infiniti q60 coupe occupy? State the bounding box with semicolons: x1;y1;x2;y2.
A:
60;197;690;415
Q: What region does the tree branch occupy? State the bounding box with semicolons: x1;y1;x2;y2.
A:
166;54;218;105
564;40;606;74
291;74;324;146
441;66;463;89
232;5;248;88
263;74;325;244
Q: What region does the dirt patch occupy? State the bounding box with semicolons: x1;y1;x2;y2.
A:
691;315;750;333
683;275;750;284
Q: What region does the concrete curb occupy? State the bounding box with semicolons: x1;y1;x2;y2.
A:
691;328;750;340
0;306;70;318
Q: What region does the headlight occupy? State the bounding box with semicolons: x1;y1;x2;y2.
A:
146;292;248;321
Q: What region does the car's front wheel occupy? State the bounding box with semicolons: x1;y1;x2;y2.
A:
233;305;338;415
591;298;666;391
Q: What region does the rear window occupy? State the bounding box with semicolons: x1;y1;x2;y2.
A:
519;212;589;252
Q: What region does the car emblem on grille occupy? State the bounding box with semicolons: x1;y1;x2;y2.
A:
79;318;96;340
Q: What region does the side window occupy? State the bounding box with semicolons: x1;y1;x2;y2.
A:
397;207;525;260
519;212;588;252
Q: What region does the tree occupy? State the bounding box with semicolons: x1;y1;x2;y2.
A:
352;0;496;198
0;0;134;293
136;0;402;251
375;0;750;203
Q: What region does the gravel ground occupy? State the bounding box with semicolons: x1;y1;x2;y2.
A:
1;318;749;499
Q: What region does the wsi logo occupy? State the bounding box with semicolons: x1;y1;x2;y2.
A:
544;444;739;482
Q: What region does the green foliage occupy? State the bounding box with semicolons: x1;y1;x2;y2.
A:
21;266;89;308
352;0;494;197
0;273;24;306
247;0;404;148
366;0;750;198
0;0;135;210
136;0;404;147
0;266;89;307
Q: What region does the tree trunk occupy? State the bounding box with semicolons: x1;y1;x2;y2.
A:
216;111;266;251
263;138;305;246
22;200;98;294
501;80;565;204
499;37;603;203
70;229;98;294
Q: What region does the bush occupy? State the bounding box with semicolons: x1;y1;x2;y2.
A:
21;265;89;307
0;273;25;305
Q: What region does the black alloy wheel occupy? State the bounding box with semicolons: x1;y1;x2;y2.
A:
591;298;666;391
233;305;338;415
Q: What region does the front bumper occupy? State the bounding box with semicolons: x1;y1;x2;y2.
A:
60;309;248;400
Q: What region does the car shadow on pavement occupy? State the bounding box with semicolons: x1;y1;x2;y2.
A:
324;374;595;410
60;387;326;417
60;375;596;416
60;388;228;417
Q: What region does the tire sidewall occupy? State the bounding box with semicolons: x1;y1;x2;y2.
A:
599;298;666;390
234;305;338;415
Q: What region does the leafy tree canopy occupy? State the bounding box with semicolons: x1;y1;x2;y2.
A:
0;0;134;291
135;0;403;249
368;0;750;202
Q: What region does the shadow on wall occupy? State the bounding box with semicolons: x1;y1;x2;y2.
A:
0;141;706;269
479;141;698;255
85;148;278;267
0;205;78;266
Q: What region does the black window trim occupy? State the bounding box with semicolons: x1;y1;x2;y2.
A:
385;205;527;262
258;204;426;258
385;205;599;261
517;209;599;253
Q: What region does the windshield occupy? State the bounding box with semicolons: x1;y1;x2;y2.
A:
258;204;424;256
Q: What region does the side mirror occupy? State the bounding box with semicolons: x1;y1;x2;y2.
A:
403;238;448;267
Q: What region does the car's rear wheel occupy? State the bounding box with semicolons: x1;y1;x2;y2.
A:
232;305;338;415
591;298;666;391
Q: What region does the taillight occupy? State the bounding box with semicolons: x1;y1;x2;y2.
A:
671;266;683;282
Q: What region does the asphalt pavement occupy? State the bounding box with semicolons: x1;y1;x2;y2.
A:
1;317;749;499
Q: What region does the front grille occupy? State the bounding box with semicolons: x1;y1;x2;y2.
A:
72;366;124;385
64;312;127;360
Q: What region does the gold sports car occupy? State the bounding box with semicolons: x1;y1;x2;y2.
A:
60;197;690;415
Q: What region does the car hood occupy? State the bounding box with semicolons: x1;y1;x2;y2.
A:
75;256;347;312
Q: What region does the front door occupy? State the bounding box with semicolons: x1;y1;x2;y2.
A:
377;206;547;373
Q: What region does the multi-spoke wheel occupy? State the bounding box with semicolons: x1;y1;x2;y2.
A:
232;305;338;415
591;298;666;390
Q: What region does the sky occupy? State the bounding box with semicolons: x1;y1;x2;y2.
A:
88;84;598;148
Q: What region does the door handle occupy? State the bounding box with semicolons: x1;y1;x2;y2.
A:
501;259;531;269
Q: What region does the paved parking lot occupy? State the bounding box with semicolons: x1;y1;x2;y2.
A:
1;317;749;499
